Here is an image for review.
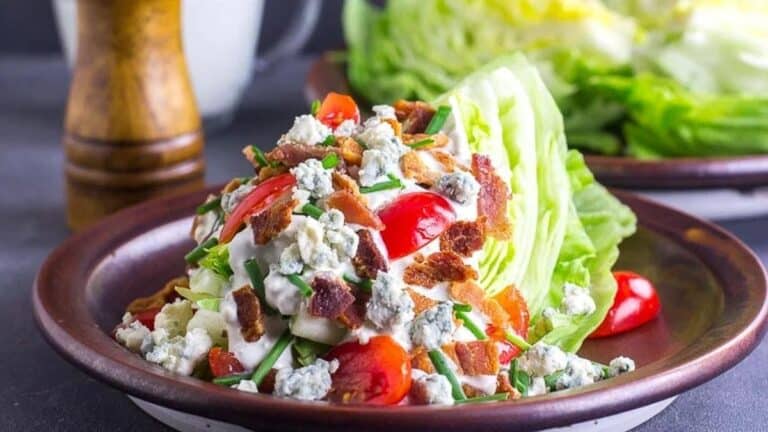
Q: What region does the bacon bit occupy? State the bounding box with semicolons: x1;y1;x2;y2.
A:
352;230;388;279
496;373;520;399
258;369;278;393
326;190;384;230
406;289;439;315
403;252;478;288
222;177;244;194
400;152;439;186
449;281;509;327
332;171;365;202
257;164;289;182
439;220;485;257
394;100;436;134
454;341;500;376
430;150;469;172
338;285;369;329
462;384;488;398
408;378;432;405
472;154;513;240
402;133;449;150
336;137;364;165
383;118;403;138
249;193;296;245
266;143;341;168
410;348;436;374
232;285;265;342
126;277;186;314
309;274;355;320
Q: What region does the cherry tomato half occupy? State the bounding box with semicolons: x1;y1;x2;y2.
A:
491;286;530;363
325;335;411;405
377;192;456;260
134;307;161;331
219;173;296;243
315;92;360;129
590;271;661;338
208;347;245;378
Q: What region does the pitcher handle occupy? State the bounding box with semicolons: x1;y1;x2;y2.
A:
254;0;321;71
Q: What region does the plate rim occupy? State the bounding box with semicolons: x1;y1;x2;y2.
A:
33;186;768;431
304;53;768;190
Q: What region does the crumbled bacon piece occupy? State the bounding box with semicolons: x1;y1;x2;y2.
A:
126;276;185;314
352;229;388;279
265;143;341;168
401;152;439;186
309;274;355;320
402;133;449;150
439;220;485;257
336;137;364;165
403;252;478;288
338;285;369;329
249;193;296;245
430;150;469;172
383;118;403;137
326;190;384;229
449;281;509;327
258;369;278;393
472;154;512;240
394;100;436;134
454;341;500;376
332;171;365;202
496;373;522;399
406;289;439;315
222;177;244;194
462;384;487;398
232;285;265;342
257;164;289;182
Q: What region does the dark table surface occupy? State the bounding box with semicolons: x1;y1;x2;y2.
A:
2;56;766;431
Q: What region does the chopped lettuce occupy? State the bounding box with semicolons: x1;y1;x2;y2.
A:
436;55;635;351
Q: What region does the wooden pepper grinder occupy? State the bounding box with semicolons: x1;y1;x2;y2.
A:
63;0;205;230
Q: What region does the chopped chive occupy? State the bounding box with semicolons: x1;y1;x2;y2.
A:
196;197;221;215
213;372;251;386
505;330;532;351
184;237;218;265
386;172;399;181
287;274;313;297
456;311;487;340
428;349;466;401
408;138;434;149
293;337;332;367
244;259;276;315
310;99;321;116
424;105;451;134
321;152;339;168
251;329;294;385
360;177;403;194
455;393;510;404
320;135;336;147
251;145;270;168
300;203;324;219
452;303;472;312
509;359;530;396
343;274;373;293
544;370;565;391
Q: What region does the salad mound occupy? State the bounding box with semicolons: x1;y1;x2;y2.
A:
114;56;642;406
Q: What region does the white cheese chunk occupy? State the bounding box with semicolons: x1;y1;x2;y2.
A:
115;320;151;353
560;283;596;316
410;302;455;351
279;114;331;145
414;373;454;405
436;172;480;205
273;358;339;401
291;159;333;199
366;272;415;330
517;342;568;377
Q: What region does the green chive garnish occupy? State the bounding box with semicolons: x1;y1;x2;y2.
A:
196;197;221;215
360;177;403;194
504;330;532;351
455;393;510;404
212;372;251;386
424;105;451;134
310;99;321;116
428;349;466;401
343;274;373;293
456;310;486;340
251;145;270;168
244;259;276;315
251;329;294;385
321;152;339;169
509;359;531;396
184;237;218;265
300;203;324;219
544;370;565;391
452;303;472;312
408;138;434;149
320;135;336;147
287;274;313;297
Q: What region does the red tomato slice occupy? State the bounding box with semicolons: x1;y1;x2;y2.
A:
133;307;161;331
208;347;245;378
325;335;411;405
377;192;456;260
315;92;360;129
491;286;530;363
590;271;661;338
219;173;296;243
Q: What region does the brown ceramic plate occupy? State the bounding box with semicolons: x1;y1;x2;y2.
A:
305;54;768;190
34;186;767;431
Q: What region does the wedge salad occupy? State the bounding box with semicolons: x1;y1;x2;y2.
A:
114;55;656;406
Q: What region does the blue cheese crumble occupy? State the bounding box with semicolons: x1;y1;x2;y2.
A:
436;172;480;205
560;283;596;316
372;104;396;120
410;302;455;351
291;159;333;199
264;267;303;315
143;327;213;376
517;342;568;377
273;358;339;401
356;117;410;186
366;272;415;329
607;356;636;377
221;183;255;214
334;119;359;137
554;354;604;390
115;315;151;353
279;114;331;145
415;373;454;405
